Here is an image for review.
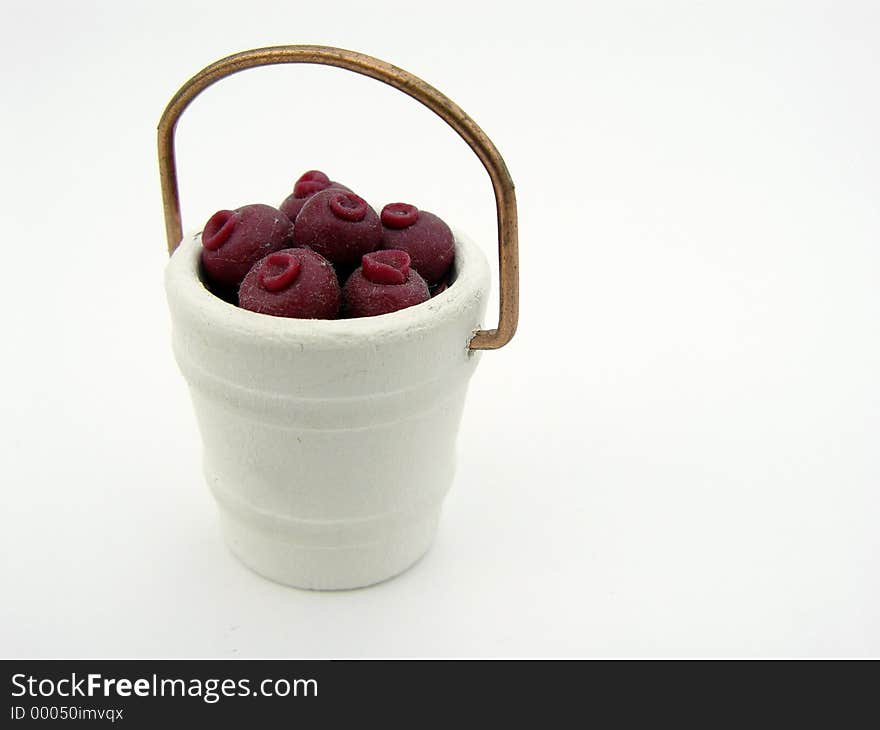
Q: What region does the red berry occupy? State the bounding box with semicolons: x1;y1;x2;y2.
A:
202;209;238;251
381;202;420;229
362;249;411;285
342;250;429;317
279;170;351;222
239;248;340;319
379;204;454;285
200;204;294;289
294;189;382;269
293;179;328;198
298;170;330;185
258;252;302;292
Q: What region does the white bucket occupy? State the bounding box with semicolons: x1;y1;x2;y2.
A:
165;229;490;589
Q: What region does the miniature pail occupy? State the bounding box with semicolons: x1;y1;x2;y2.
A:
158;46;519;589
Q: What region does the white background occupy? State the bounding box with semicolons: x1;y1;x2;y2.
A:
1;0;878;657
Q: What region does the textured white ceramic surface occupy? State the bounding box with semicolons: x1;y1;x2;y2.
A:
165;231;490;590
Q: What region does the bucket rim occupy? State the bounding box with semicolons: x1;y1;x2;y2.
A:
165;227;490;346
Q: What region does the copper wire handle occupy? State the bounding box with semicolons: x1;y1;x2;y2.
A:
158;45;517;350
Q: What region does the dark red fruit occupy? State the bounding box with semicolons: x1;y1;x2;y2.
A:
238;248;340;319
379;203;454;285
293;189;382;268
279;170;350;221
342;250;430;317
297;170;330;186
362;249;410;284
200;204;294;289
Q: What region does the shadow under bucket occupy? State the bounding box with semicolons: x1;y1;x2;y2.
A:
158;45;518;590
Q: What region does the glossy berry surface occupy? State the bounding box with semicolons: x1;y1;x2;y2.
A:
342;250;430;317
200;204;294;289
380;203;454;285
293;189;382;268
238;248;340;319
279;170;350;222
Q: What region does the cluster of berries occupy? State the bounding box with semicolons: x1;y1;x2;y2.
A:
199;170;455;319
